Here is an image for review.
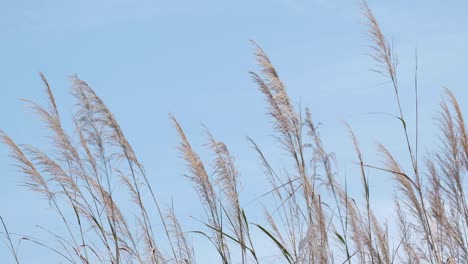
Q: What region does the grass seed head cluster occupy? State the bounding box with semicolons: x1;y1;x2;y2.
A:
1;2;467;264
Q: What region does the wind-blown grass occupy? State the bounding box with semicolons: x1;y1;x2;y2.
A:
1;2;466;263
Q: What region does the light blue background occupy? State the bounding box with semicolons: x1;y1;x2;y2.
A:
1;0;467;262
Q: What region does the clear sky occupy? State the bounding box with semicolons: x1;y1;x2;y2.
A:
1;0;467;263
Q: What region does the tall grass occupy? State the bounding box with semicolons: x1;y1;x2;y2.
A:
1;2;466;263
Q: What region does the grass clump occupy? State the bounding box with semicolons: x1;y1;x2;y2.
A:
1;2;466;264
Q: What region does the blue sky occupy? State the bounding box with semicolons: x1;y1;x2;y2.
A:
1;0;468;262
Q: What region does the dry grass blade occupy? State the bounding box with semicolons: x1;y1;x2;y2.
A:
171;115;230;263
171;116;217;218
0;131;52;198
1;3;467;264
361;1;397;87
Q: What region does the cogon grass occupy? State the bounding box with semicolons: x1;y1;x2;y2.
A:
1;1;467;263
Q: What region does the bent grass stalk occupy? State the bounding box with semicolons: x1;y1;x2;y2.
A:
1;2;466;263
